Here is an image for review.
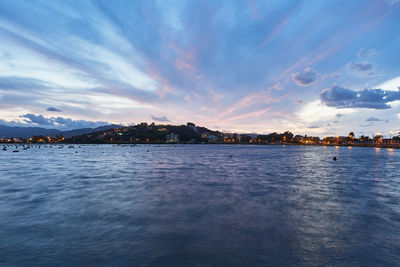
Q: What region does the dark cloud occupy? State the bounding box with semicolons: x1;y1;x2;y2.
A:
319;85;400;109
291;68;321;86
47;107;62;112
151;115;170;122
20;114;54;126
19;114;109;130
366;117;383;122
52;117;109;129
308;125;320;129
347;62;373;72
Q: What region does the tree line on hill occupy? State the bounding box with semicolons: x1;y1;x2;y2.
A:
64;123;295;144
2;122;399;145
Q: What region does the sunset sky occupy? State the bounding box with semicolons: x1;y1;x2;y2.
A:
1;0;400;136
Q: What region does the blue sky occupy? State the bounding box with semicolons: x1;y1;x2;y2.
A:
0;0;400;136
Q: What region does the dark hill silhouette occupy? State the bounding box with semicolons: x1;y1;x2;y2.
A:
0;124;122;138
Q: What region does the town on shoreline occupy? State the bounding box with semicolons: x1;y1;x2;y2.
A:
1;122;400;149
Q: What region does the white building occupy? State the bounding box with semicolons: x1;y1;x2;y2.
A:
166;133;179;143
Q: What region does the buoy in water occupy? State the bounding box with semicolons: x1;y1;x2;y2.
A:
333;156;337;161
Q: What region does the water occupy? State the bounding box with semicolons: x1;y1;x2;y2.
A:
0;145;399;266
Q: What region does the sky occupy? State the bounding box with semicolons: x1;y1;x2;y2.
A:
0;0;400;136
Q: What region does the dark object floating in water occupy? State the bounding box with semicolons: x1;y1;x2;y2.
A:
229;155;233;158
13;150;19;153
75;151;78;153
333;156;337;161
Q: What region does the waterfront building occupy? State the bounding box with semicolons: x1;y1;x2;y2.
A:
208;135;218;143
166;133;179;143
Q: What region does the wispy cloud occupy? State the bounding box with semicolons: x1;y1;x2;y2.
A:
0;76;50;91
0;1;399;135
291;68;321;86
366;117;383;122
47;107;62;112
357;48;376;58
271;82;284;91
385;0;400;6
347;62;374;72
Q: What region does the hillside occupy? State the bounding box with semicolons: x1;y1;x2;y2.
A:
0;124;122;138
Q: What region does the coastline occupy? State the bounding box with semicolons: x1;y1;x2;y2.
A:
2;142;399;149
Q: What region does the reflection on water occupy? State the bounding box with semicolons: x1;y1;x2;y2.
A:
0;145;400;266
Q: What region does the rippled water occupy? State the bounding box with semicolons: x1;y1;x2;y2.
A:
1;144;400;266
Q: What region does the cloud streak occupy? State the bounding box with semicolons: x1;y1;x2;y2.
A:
0;1;399;135
366;117;383;122
151;115;170;122
47;107;62;112
0;76;50;91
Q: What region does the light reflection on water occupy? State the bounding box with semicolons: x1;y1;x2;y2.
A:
0;144;400;266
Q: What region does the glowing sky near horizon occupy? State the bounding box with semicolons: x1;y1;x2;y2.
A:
0;0;400;136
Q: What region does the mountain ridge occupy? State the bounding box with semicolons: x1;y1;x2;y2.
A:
0;124;122;138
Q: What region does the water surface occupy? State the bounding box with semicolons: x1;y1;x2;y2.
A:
1;145;399;266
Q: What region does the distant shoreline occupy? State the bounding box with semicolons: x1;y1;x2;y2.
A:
2;142;399;149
